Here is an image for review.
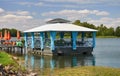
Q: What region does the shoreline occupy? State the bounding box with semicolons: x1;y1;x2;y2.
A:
96;36;120;38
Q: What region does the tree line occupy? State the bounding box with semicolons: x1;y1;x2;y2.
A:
0;28;22;37
0;20;120;37
73;20;120;37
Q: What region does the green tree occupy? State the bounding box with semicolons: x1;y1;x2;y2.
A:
115;26;120;37
10;28;17;37
73;20;81;25
105;27;114;36
96;24;108;36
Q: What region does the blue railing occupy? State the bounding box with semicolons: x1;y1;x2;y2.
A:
26;38;93;48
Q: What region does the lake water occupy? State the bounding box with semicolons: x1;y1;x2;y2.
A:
15;38;120;74
93;38;120;68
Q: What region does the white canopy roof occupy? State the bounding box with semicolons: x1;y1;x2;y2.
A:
24;23;97;32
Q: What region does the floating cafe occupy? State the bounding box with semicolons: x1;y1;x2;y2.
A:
23;18;97;55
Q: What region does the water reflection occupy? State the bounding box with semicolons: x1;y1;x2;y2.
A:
24;54;95;70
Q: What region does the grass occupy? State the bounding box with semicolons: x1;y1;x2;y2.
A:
0;51;26;72
42;66;120;76
0;51;16;66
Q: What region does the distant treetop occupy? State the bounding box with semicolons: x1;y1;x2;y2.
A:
46;18;71;24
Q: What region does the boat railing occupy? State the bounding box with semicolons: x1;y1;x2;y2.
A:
26;38;93;49
54;39;93;47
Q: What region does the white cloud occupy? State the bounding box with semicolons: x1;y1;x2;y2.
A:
0;8;33;21
18;2;43;7
34;2;43;6
0;19;45;31
7;11;30;16
96;11;109;16
0;11;33;23
44;0;120;5
42;9;109;16
42;9;120;28
43;0;98;4
0;8;4;14
0;8;36;30
15;11;30;16
2;14;32;21
42;9;109;21
88;17;120;28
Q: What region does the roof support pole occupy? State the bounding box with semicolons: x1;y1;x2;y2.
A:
72;32;78;50
92;32;96;48
50;31;56;52
24;33;28;48
40;32;44;51
45;32;48;39
60;32;64;39
31;32;34;49
81;32;85;42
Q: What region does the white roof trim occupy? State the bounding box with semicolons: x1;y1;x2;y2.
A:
24;23;97;32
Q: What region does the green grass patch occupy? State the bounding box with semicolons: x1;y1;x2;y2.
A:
43;66;120;76
0;51;16;66
0;51;27;72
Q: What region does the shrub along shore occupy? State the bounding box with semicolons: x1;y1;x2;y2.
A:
0;51;120;76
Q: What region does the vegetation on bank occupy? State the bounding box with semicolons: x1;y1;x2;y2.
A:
0;51;16;66
0;51;37;76
0;51;25;71
96;36;119;38
44;66;120;76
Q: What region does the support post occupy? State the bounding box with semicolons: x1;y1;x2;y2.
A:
60;32;64;39
81;32;85;42
24;33;28;48
31;32;34;49
92;32;96;48
72;32;78;50
45;32;48;39
50;31;56;51
40;32;44;51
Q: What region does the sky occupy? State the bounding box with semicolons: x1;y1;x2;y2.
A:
0;0;120;31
